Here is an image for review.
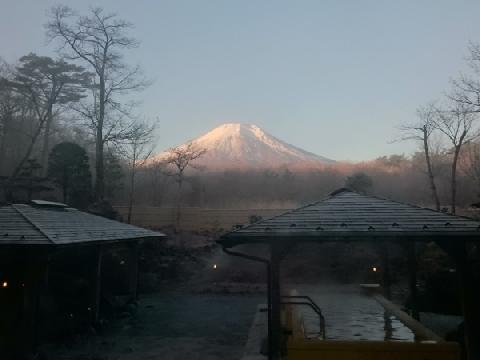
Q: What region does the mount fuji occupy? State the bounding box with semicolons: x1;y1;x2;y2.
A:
151;123;334;170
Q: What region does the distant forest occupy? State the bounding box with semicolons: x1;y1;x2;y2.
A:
123;152;480;210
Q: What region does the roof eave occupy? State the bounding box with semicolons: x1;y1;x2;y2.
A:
218;230;480;248
53;234;166;246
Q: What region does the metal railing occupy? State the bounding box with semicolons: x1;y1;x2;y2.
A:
282;295;326;340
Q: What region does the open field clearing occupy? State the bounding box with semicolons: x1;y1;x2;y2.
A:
115;207;289;231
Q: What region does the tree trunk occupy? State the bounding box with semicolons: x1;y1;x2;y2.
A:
40;104;53;176
94;75;105;201
175;175;183;233
127;161;136;224
0;132;6;175
423;128;441;211
63;186;67;204
451;146;461;215
62;168;68;204
9;118;45;183
0;110;12;176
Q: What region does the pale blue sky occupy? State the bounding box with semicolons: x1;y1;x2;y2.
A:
1;0;479;160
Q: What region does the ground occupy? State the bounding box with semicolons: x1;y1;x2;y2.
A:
44;286;263;360
41;240;464;359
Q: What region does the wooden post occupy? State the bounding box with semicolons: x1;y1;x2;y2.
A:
383;311;393;341
456;241;480;360
266;261;273;360
19;251;48;357
436;239;480;360
378;242;392;299
34;255;50;349
374;294;443;342
21;263;38;355
92;245;103;324
406;242;419;320
127;241;139;301
269;242;282;360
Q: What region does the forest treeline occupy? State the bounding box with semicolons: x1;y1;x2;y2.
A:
119;151;480;210
0;6;154;214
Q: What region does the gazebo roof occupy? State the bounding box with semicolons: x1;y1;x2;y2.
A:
219;188;480;247
0;202;165;246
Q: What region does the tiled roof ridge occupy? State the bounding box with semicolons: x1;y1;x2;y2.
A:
349;190;480;222
12;204;56;244
230;191;336;233
229;187;480;235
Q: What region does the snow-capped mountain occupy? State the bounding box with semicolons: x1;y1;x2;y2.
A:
151;123;334;170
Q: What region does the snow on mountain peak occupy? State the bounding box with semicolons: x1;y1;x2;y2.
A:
152;123;334;170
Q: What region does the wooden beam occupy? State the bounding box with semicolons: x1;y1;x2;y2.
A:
373;294;443;342
456;242;480;360
268;239;294;359
383;311;393;340
92;245;103;324
127;241;139;301
376;242;392;299
436;239;480;360
19;250;49;357
406;242;420;320
269;242;282;360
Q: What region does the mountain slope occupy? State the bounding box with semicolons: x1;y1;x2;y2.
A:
152;123;334;170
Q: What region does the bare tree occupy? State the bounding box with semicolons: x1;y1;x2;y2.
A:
449;42;480;210
163;142;206;232
120;120;156;223
451;42;480;111
433;103;479;214
46;6;149;201
461;142;480;195
144;161;170;206
400;104;441;211
0;65;23;175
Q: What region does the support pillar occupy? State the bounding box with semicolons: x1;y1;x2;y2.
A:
406;242;419;320
127;241;139;302
383;311;393;341
92;245;103;324
456;242;480;360
21;264;40;355
269;243;282;360
378;242;392;299
19;251;48;357
436;239;480;360
265;260;273;360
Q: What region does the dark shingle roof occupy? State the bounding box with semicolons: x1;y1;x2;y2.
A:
219;188;480;247
0;204;165;246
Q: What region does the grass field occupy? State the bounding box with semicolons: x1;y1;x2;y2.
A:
115;206;289;231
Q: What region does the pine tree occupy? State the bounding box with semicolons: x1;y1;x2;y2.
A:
48;142;92;208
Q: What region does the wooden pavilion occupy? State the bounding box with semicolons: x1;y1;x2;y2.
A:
0;200;165;357
218;188;480;360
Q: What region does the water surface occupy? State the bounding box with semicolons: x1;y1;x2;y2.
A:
292;284;415;341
